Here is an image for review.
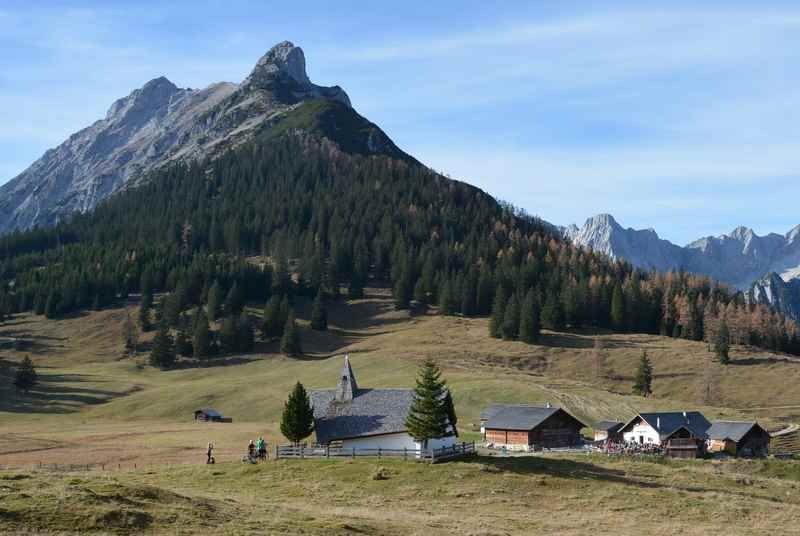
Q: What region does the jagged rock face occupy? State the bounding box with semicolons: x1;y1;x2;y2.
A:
562;214;685;274
0;41;353;234
749;273;800;320
565;214;800;319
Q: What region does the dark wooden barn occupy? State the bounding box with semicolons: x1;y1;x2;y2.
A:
482;405;586;451
707;421;770;457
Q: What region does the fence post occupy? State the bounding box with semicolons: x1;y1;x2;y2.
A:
300;445;304;460
352;447;355;459
430;447;435;464
378;447;382;459
404;447;407;461
326;445;330;459
275;445;280;460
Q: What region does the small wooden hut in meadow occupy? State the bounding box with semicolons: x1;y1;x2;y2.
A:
482;405;587;451
194;408;231;423
706;421;770;457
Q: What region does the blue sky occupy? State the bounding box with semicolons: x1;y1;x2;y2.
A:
2;1;800;244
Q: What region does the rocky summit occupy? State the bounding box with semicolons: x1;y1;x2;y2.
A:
0;41;366;235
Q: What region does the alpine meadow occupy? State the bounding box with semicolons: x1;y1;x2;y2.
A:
2;6;800;536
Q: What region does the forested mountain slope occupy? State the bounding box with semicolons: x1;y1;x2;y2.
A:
0;121;797;356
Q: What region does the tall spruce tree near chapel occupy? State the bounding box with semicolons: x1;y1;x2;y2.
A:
405;359;452;447
280;382;314;445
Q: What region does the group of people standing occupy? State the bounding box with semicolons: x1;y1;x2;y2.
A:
248;437;269;461
205;436;270;464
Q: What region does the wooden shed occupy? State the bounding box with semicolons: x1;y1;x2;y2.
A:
483;405;586;451
194;408;232;423
706;421;769;457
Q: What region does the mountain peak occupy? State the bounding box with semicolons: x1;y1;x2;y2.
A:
106;75;181;120
241;40;351;107
728;225;755;241
585;213;620;229
247;41;310;86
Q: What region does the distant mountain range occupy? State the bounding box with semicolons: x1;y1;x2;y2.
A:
0;41;405;235
563;214;800;319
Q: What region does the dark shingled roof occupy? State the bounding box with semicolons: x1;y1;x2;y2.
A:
707;421;761;442
311;388;414;444
483;406;586;431
480;404;548;421
622;411;711;440
594;420;623;433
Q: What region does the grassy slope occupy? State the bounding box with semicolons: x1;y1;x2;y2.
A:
2;456;800;535
2;287;800;469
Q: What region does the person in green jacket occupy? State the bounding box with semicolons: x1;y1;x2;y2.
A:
256;437;266;460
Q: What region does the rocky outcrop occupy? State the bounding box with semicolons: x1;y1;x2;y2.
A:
749;273;800;321
0;41;360;234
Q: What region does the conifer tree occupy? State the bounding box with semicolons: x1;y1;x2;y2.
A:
280;382;314;445
519;288;541;344
715;318;731;364
393;267;412;310
476;270;494;316
237;315;255;352
206;280;222;321
280;310;302;356
348;271;365;300
193;309;211;361
439;277;457;315
311;289;328;331
122;309;139;356
219;315;238;354
540;290;564;331
44;291;58;319
175;315;193;357
405;359;452;447
261;295;283;339
611;283;625;332
502;292;520;340
632;350;653;397
13;356;37;394
489;285;506;338
139;289;153;332
149;320;175;369
225;282;244;317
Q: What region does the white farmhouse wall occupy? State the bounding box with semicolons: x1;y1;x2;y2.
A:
341;433;417;451
340;430;457;453
622;423;660;444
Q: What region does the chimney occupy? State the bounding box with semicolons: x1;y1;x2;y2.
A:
546;401;552;408
683;411;688;421
657;417;660;430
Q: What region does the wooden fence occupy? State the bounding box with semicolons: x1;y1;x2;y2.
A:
275;441;476;463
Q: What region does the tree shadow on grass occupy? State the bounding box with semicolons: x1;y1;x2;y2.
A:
0;370;131;414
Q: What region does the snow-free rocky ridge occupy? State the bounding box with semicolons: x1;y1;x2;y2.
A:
0;41;400;234
564;214;800;320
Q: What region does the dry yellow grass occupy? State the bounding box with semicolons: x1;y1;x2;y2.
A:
1;287;799;472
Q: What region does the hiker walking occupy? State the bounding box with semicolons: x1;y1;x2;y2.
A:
206;442;215;464
248;439;256;460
